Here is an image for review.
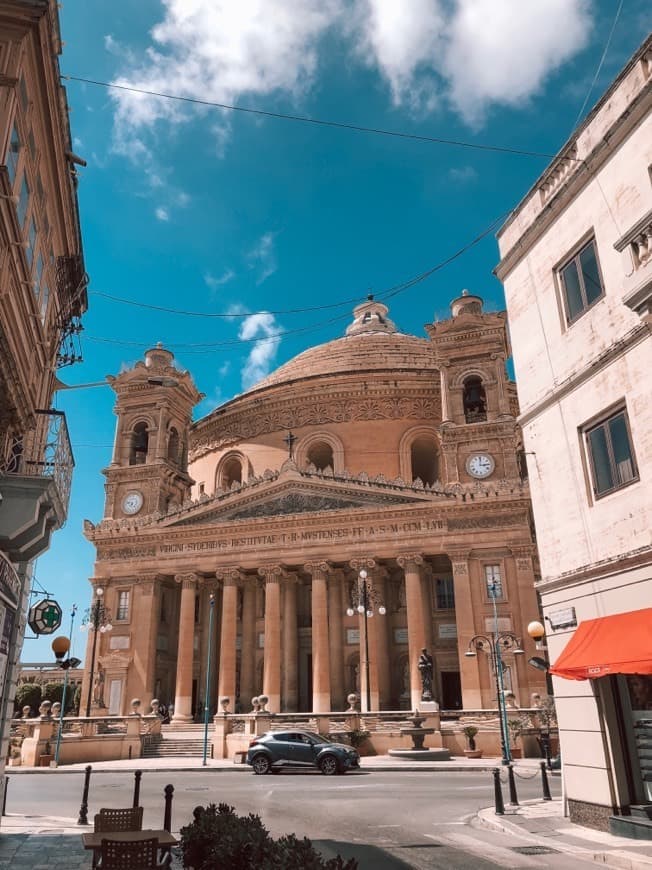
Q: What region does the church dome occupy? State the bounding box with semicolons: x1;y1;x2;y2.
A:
247;298;436;394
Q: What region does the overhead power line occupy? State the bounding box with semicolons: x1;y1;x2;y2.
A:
572;0;625;131
62;74;571;161
86;207;512;352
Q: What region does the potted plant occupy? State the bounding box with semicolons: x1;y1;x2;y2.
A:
462;725;482;758
508;716;528;758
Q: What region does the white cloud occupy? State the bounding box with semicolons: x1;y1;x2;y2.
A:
73;136;84;148
109;0;592;143
109;0;342;147
354;0;444;109
247;232;277;285
204;269;235;290
448;165;477;183
239;311;282;389
440;0;593;124
155;206;170;221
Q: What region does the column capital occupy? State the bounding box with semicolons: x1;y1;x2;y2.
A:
509;543;535;560
215;567;244;587
396;553;424;571
174;572;199;590
349;557;376;573
304;561;332;580
258;565;285;584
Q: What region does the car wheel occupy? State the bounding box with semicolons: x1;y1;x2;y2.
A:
252;754;271;775
319;755;339;776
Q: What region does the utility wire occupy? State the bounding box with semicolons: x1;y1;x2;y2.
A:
85;208;512;350
62;74;571;162
88;209;510;326
572;0;624;131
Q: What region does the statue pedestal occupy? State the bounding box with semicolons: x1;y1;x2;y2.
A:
419;701;439;714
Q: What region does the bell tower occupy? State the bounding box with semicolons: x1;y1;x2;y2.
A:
103;344;203;519
426;291;521;483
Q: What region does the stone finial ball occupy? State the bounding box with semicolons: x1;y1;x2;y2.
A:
131;698;141;708
22;705;31;718
258;694;269;710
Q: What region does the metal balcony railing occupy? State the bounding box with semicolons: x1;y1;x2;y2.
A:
0;409;74;524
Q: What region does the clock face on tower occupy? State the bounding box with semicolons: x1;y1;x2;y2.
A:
122;491;144;515
466;453;495;479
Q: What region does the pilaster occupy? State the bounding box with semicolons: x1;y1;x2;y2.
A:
449;550;482;709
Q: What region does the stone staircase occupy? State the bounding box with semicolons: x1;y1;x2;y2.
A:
142;724;208;758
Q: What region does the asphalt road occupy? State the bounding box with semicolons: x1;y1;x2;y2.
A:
7;769;588;868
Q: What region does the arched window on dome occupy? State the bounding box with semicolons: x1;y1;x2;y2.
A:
410;436;438;486
463;376;487;423
216;452;252;491
167;427;180;465
306;441;334;472
220;455;243;489
129;422;149;465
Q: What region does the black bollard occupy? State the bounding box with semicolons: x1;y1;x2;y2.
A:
493;768;505;815
2;776;8;816
540;761;552;801
77;765;92;825
163;784;174;832
133;770;142;808
507;764;519;806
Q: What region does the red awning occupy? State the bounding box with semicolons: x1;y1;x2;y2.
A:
550;608;652;681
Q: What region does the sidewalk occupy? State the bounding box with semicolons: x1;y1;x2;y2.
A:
478;799;652;870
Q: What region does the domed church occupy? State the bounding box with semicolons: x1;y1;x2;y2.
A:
82;294;546;720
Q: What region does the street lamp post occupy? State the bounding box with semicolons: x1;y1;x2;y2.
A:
465;582;524;765
346;569;386;713
80;587;112;717
53;604;78;765
202;592;216;767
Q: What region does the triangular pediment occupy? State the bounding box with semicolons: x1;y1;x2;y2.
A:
161;463;447;528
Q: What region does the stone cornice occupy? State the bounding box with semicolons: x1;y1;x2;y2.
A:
496;78;652;281
536;544;652;593
517;323;649;427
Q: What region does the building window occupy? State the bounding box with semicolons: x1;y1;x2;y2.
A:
17;175;29;226
585;407;638;497
219;454;243;489
463;376;487;423
435;577;455;610
306;441;334;472
410;436;438;485
129;422;149;465
116;590;130;621
484;565;504;600
559;239;604;324
7;125;20;185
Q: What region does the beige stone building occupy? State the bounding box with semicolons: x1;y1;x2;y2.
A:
82;295;546;722
496;35;652;834
0;0;87;773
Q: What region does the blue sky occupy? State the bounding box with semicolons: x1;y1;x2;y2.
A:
27;1;650;662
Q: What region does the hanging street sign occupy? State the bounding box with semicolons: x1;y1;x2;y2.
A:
28;598;63;635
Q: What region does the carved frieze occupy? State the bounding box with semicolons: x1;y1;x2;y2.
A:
447;513;526;530
190;391;441;461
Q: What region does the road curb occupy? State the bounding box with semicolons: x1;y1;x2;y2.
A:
6;763;504;775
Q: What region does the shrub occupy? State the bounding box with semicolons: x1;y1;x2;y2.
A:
180;803;357;870
14;683;41;717
41;682;64;705
346;728;370;749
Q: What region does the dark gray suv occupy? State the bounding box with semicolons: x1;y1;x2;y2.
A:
246;730;360;776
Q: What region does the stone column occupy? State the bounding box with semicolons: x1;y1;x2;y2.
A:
509;545;545;701
440;363;452;423
282;575;299;712
240;578;257;711
450;550;482;709
172;573;199;721
397;554;426;710
371;567;390;710
328;570;345;711
216;568;242;706
305;561;332;713
259;565;283;713
130;575;161;711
